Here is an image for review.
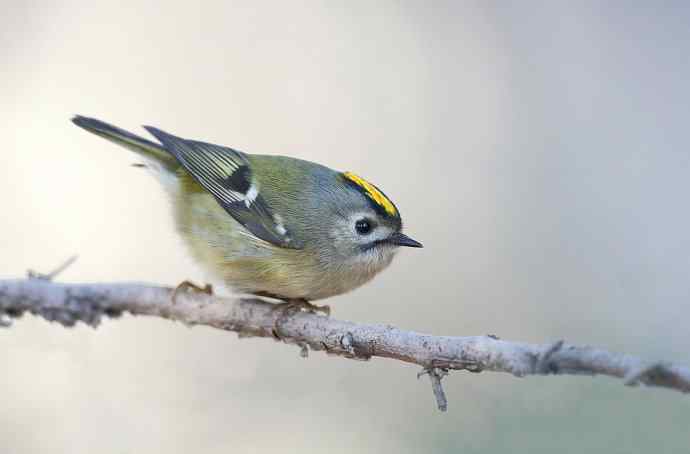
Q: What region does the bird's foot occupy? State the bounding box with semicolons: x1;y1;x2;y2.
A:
271;298;330;340
171;280;214;304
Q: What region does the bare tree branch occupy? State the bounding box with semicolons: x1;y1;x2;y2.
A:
1;278;689;411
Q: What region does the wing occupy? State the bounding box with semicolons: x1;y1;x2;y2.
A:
144;126;302;249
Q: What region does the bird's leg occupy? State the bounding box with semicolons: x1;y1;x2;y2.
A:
171;280;214;304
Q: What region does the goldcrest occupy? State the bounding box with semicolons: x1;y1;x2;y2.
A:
72;116;422;303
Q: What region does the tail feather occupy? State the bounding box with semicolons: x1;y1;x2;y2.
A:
71;115;178;174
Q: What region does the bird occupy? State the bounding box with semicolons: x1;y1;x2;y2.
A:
72;116;422;313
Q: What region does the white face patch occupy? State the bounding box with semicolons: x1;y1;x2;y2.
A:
330;212;394;255
349;241;398;273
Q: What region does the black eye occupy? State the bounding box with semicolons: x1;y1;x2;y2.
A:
355;218;373;235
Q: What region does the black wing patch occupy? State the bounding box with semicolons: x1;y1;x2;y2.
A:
144;126;301;249
224;164;252;194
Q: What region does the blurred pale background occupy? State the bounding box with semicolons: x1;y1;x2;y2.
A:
2;1;690;452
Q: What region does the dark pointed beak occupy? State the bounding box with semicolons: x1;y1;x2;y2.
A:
388;232;423;248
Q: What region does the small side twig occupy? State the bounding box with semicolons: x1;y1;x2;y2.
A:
418;367;450;412
536;340;565;374
27;255;78;281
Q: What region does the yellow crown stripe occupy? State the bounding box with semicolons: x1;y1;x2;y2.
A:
343;171;397;216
